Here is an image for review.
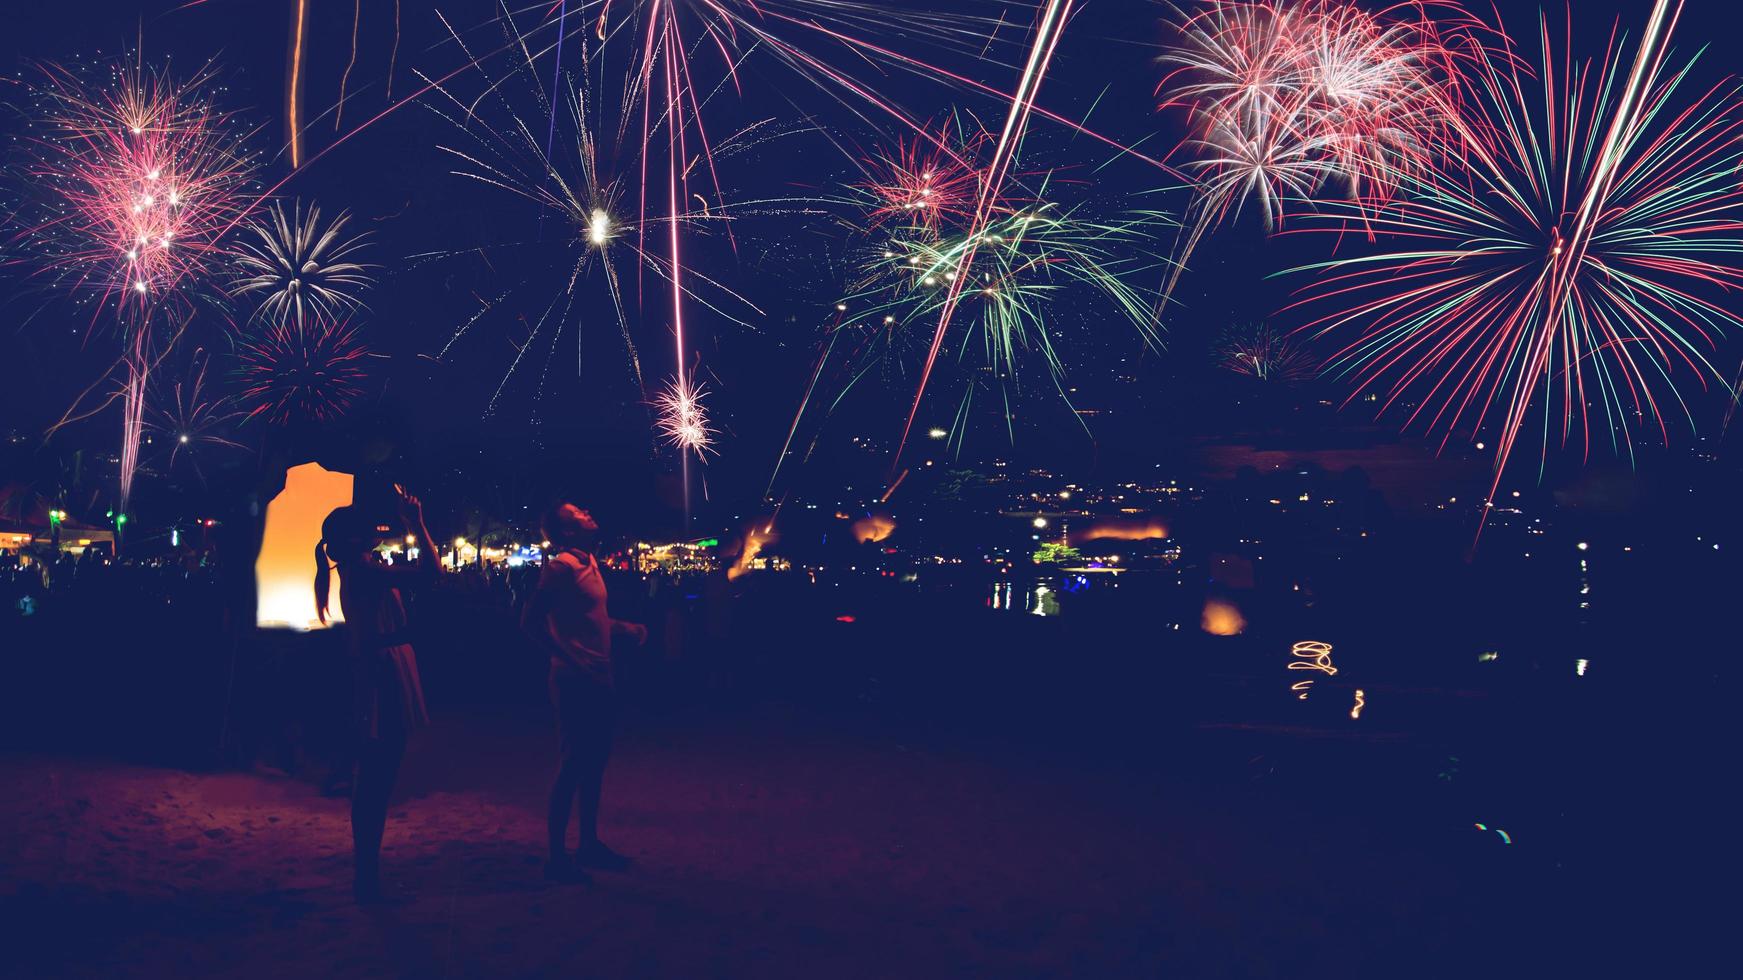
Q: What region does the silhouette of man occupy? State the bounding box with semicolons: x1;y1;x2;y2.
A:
522;502;647;881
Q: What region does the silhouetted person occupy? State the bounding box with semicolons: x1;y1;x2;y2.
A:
522;501;646;882
316;486;436;903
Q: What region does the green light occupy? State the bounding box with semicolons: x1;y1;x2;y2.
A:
116;514;128;526
696;538;719;548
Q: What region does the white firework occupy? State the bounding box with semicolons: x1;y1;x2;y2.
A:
231;201;373;327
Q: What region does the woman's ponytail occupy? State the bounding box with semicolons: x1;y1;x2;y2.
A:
314;538;331;624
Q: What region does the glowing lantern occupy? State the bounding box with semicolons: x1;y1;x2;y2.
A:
851;514;896;544
1201;598;1245;636
256;461;353;629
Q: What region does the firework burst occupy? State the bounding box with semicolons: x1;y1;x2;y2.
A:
11;56;259;512
860;126;983;234
655;376;716;458
236;317;370;425
419;19;773;426
1217;322;1315;382
856;198;1166;384
1156;0;1473;302
231;201;373;328
1289;0;1743;504
148;348;245;483
770;127;1168;489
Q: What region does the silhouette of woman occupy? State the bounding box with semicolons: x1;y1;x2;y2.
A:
315;486;435;903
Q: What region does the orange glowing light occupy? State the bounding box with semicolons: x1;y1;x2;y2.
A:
256;461;353;629
727;522;778;582
1350;688;1366;719
1201;598;1245;635
1073;518;1169;542
851;514;896;544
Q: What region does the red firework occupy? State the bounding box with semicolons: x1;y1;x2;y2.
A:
236;318;370;425
861;126;982;234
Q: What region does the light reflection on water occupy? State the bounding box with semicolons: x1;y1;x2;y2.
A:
988;575;1100;616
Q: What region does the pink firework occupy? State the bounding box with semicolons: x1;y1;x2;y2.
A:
1156;1;1475;302
20;58;258;321
654;376;715;458
236;318;370;425
15;57;258;513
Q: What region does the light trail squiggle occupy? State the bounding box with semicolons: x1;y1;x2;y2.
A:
1288;640;1338;700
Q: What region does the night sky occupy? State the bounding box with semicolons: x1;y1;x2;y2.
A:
5;0;1742;527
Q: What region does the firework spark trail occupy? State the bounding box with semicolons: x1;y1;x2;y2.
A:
1287;0;1743;537
741;5;1185;178
289;0;307;166
335;0;364;130
896;0;1073;465
546;0;570;161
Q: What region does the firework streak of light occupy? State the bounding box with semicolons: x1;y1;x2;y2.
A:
10;57;259;513
1154;0;1476;306
1285;0;1743;525
288;0;308;166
